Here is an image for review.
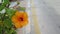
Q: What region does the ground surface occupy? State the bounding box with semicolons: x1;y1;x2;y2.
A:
31;0;60;34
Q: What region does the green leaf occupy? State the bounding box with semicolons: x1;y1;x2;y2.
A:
0;5;5;11
5;29;9;34
0;26;2;34
20;7;26;11
0;0;9;11
3;0;9;6
6;8;16;18
0;14;4;25
17;7;26;11
0;13;2;20
4;0;9;5
5;28;17;34
3;18;13;28
0;21;3;27
4;28;10;34
9;28;16;34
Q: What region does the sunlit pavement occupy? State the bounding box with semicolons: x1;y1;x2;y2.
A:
31;0;60;34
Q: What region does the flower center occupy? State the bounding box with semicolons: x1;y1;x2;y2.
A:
20;18;23;21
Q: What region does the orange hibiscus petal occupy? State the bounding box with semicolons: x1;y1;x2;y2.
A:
12;11;28;28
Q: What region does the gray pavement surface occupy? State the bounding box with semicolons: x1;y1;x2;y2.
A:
32;0;60;34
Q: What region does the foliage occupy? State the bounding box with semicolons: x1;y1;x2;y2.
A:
0;0;26;34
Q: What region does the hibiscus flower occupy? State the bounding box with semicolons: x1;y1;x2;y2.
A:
12;11;28;28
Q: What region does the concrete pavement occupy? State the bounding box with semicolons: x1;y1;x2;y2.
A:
31;0;60;34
